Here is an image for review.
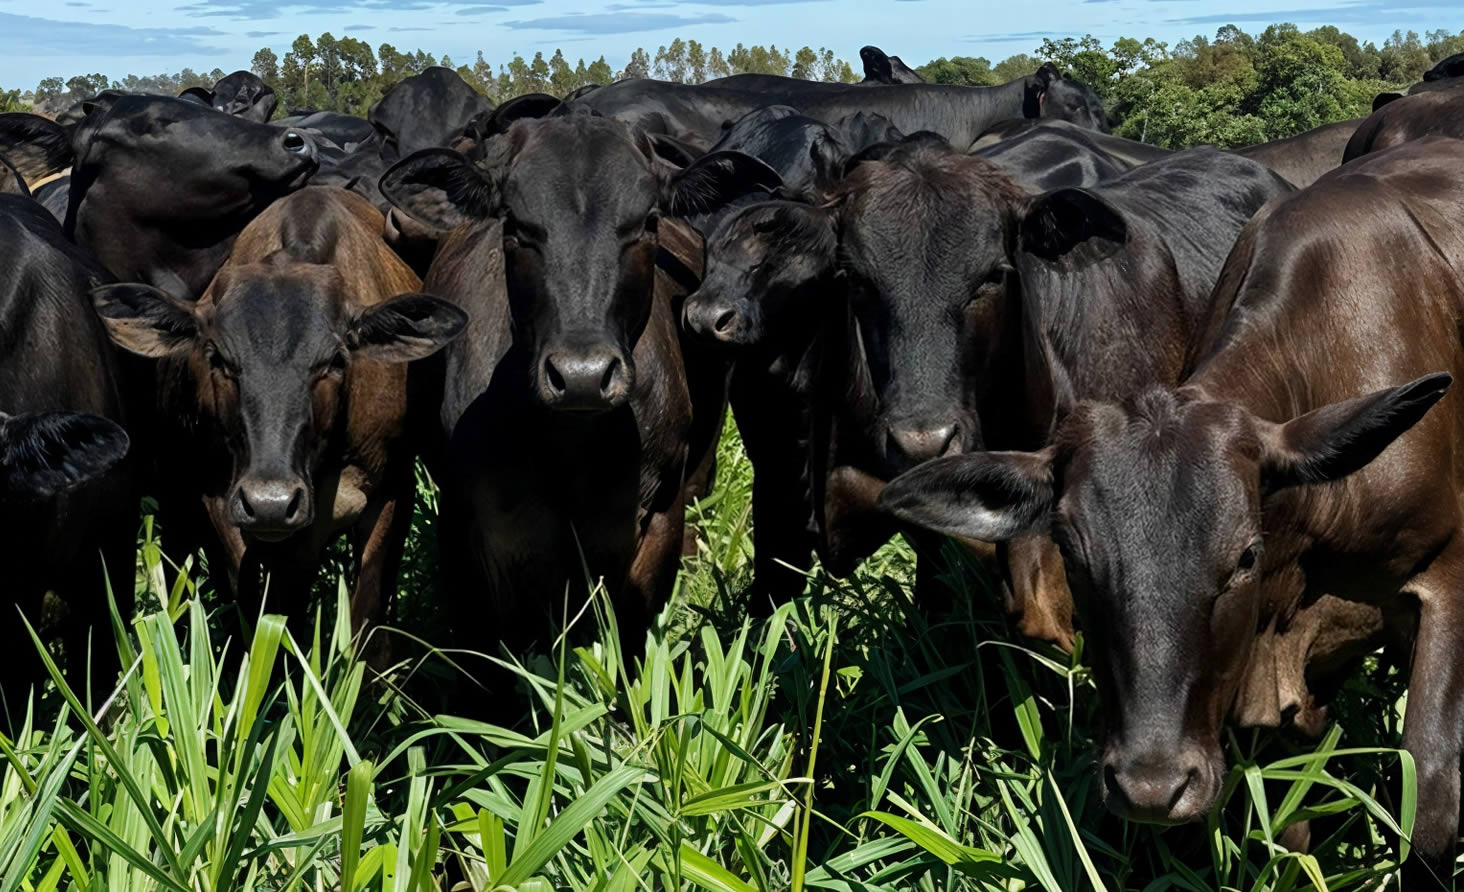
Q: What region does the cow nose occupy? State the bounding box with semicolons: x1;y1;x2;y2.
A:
1103;750;1207;823
280;129;317;161
685;299;744;344
541;348;631;411
232;478;312;539
887;422;961;467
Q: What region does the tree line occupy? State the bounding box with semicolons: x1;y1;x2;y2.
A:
2;24;1462;148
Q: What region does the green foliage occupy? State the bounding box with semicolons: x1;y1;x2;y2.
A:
0;88;28;113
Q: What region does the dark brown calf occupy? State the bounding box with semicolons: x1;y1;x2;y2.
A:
1344;88;1464;162
93;187;465;664
881;137;1464;881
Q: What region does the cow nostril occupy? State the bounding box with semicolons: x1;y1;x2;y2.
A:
237;489;255;519
285;487;304;522
544;357;567;395
599;357;622;396
714;309;736;333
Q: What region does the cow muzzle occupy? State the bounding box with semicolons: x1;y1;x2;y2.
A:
684;297;754;346
885;420;964;473
538;346;633;412
1101;744;1220;824
232;476;313;541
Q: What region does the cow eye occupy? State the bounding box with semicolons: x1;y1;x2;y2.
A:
205;345;231;376
1237;542;1261;573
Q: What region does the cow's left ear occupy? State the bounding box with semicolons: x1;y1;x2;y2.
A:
664;150;783;218
0;411;129;502
1017;187;1128;267
91;283;199;358
1261;372;1452;490
379;149;498;231
878;448;1057;542
350;294;469;363
861;45;895;83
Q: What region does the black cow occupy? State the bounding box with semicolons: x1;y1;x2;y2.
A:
68;95;319;298
879;137;1464;885
974;120;1139;190
0;195;136;705
860;45;924;84
685;142;1290;627
1344;87;1464;161
706;106;849;199
210;71;278;123
379;114;773;682
575;65;1106;149
0;113;72;186
1235;117;1362;187
369;66;494;160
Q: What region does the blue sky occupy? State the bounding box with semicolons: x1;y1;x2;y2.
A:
0;0;1458;90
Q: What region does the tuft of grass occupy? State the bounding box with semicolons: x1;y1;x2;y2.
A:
0;417;1433;890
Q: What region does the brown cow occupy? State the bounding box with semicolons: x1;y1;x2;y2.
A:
880;136;1464;884
92;187;466;664
1235;117;1362;187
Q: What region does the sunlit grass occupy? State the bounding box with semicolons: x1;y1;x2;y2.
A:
0;419;1428;890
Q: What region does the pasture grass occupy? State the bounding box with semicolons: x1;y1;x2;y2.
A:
0;420;1433;890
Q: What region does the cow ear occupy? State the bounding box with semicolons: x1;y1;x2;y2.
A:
878;448;1056;542
91;283;199;358
379;148;498;231
1261;373;1452;490
1018;187;1128;266
665;150;783;217
648;133;703;169
350;293;468;363
1372;92;1403;112
0;411;129;502
861;45;894;83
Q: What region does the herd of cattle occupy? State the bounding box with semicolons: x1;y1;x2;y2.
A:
4;42;1464;879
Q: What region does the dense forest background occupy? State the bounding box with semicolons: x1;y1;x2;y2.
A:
1;24;1460;148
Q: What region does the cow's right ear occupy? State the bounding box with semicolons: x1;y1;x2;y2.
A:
1372;92;1403;112
0;411;129;502
665;150;783;218
861;45;895;83
379;148;498;231
1018;187;1128;267
91;283;199;358
878;448;1057;542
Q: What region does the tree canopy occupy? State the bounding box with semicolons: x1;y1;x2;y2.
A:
4;24;1460;149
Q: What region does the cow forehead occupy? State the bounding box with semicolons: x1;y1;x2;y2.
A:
1062;396;1262;542
501;125;658;218
211;272;347;359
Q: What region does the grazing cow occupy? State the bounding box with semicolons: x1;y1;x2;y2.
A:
879;137;1464;883
685;142;1290;627
0;195;136;704
1235;118;1362;187
1344;87;1464;161
860;45;924;84
91;187;465;665
369;66;494;160
69;95;319;299
378;114;774;672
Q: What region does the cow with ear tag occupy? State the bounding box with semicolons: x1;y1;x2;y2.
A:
93;187;465;666
881;137;1464;884
379;111;778;680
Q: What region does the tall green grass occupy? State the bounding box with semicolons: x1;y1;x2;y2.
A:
0;421;1432;890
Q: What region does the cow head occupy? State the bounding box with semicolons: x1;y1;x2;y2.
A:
380;114;778;412
879;373;1451;823
0;410;129;503
92;266;464;540
72;95;318;225
831;144;1028;477
684;200;836;348
1029;63;1110;133
211;71;279;124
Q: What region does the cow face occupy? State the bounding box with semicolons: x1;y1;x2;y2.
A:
211;71;279;124
0;410;129;503
833;147;1024;477
878;373;1450;824
1030;63;1110;133
92;268;464;541
684;201;836;349
381;115;779;413
73;96;317;223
